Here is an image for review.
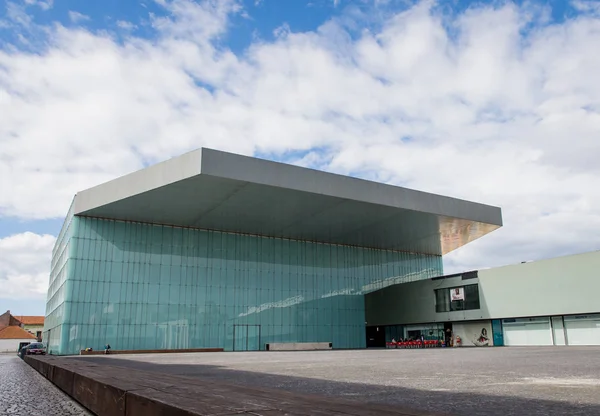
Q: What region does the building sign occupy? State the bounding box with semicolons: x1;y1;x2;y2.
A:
450;287;465;301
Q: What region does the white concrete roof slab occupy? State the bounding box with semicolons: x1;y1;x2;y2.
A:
73;148;502;255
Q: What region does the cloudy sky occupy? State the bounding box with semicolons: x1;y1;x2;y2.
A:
1;0;599;316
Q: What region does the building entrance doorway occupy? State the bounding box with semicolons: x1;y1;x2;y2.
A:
444;322;453;346
233;325;261;351
366;326;386;348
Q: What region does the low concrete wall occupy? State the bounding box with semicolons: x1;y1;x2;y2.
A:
24;355;436;416
79;347;223;355
266;342;332;351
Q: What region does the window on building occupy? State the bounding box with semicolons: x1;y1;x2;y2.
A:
463;284;481;310
435;284;480;312
435;289;449;313
450;296;464;311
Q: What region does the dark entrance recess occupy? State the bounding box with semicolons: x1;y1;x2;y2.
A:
366;326;386;348
444;322;453;345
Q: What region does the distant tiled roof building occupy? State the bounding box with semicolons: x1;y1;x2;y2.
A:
0;315;37;353
0;326;36;340
14;316;45;326
0;310;22;330
15;315;45;342
0;311;44;350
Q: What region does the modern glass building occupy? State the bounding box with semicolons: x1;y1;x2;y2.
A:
43;148;502;355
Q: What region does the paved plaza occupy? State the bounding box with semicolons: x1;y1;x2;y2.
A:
0;354;90;416
77;347;600;416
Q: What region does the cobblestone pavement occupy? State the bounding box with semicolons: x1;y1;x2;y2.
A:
0;354;90;416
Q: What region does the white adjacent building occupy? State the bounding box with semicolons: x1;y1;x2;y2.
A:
365;250;600;347
0;326;37;353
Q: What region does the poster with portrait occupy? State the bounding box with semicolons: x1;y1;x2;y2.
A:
450;287;465;301
452;321;493;347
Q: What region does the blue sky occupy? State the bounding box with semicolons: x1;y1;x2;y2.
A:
1;0;591;54
1;0;600;316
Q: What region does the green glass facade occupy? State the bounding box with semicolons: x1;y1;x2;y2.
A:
44;201;75;354
44;215;442;355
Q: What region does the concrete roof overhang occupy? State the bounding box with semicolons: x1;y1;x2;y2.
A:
73;148;502;255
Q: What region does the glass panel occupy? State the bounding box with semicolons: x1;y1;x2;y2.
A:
435;289;449;312
247;325;260;351
49;216;443;354
233;325;247;351
437;284;479;312
491;319;504;346
463;284;480;310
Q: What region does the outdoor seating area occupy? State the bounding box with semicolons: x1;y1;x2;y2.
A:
385;340;444;349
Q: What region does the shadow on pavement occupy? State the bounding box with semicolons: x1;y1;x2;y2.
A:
73;356;599;416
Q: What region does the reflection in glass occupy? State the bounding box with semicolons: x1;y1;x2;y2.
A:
44;216;443;354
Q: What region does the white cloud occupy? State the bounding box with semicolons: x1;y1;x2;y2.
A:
4;1;34;27
572;0;600;15
272;22;291;38
0;232;56;300
68;11;90;23
23;0;54;11
116;20;137;30
151;0;240;42
0;0;599;284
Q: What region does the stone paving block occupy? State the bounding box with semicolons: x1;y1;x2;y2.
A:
24;355;444;416
38;357;55;379
143;375;297;411
51;364;76;396
71;370;140;416
24;355;40;372
110;372;180;391
159;384;278;413
134;372;430;416
126;388;236;416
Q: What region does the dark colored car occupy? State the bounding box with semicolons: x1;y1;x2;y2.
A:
18;342;46;359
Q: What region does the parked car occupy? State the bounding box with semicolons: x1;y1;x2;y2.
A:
17;341;31;353
18;342;46;359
